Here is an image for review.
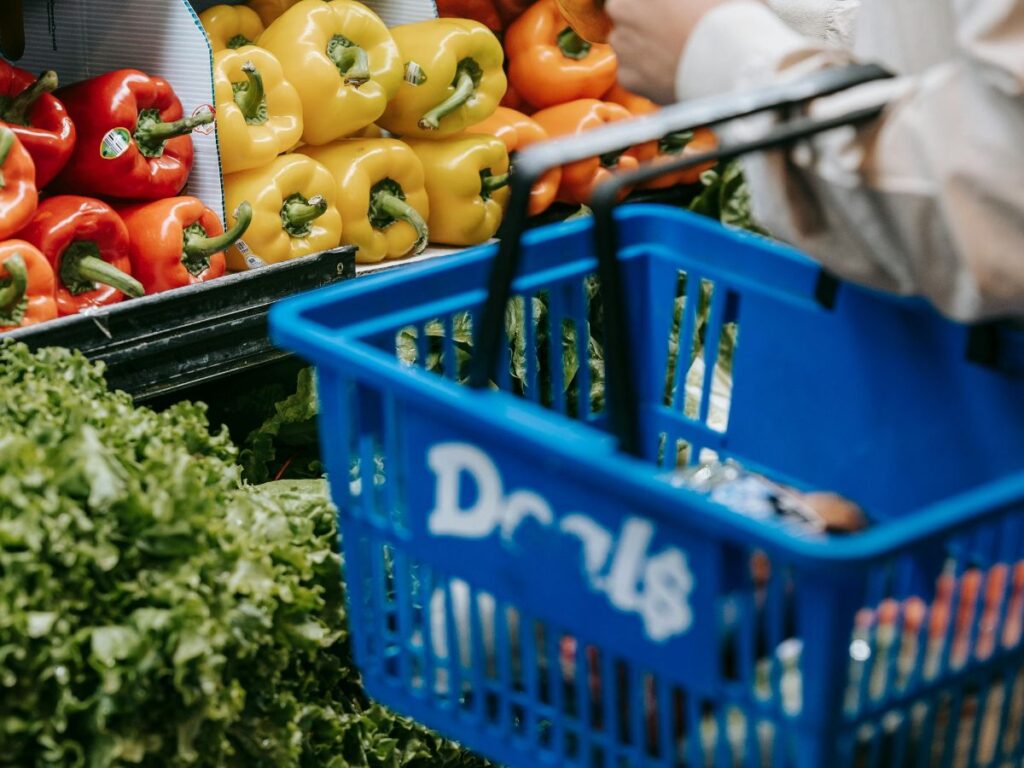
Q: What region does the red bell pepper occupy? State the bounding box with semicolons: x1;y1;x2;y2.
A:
17;195;144;316
118;197;253;294
52;69;213;201
0;124;38;240
495;0;534;25
0;240;57;332
0;64;76;188
437;0;503;32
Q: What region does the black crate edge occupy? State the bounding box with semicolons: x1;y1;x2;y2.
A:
8;247;357;400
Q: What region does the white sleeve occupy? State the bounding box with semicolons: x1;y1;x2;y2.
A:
675;0;1024;322
766;0;860;47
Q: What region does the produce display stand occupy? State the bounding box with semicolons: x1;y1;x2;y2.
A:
9;245;356;401
0;0;424;407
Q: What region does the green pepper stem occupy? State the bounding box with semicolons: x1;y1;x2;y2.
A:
481;172;509;195
557;27;591;61
372;189;428;256
233;62;267;125
328;35;370;87
3;70;58;126
73;255;145;298
419;67;477;131
0;127;14;189
183;202;253;263
134;107;215;158
227;34;252;49
0;252;28;315
659;130;694;155
281;194;328;237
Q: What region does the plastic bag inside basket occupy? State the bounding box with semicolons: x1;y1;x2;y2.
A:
420;556;1024;766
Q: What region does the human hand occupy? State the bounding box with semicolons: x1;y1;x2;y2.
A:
605;0;738;104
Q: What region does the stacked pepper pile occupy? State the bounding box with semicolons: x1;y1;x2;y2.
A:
0;62;251;332
202;0;714;267
202;0;512;265
439;0;718;207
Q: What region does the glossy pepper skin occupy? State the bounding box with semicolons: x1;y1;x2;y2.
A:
377;19;506;139
259;0;403;146
532;99;638;205
247;0;301;26
555;0;611;44
603;82;657;116
17;196;144;315
0;126;38;240
300;138;429;264
0;240;57;332
467;107;561;216
630;128;719;190
604;83;719;189
200;4;266;52
222;154;343;270
406;135;510;247
214;46;303;174
118;197;252;294
500;80;528;112
0;63;76;188
506;0;617;110
437;0;502;32
53;70;214;201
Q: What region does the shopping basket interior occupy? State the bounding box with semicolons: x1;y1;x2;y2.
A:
273;205;1024;768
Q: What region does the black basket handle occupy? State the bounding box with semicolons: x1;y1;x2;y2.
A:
469;64;893;456
589;103;889;455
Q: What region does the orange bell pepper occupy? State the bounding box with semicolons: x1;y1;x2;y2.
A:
0;240;57;332
0;125;37;241
605;83;719;190
603;82;658;116
467;106;562;216
531;99;638;205
505;0;617;110
555;0;612;44
630;128;719;190
436;0;502;32
500;79;528;112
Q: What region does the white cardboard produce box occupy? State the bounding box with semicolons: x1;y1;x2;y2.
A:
9;0;441;225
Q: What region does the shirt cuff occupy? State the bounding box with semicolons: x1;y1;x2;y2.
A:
676;1;815;102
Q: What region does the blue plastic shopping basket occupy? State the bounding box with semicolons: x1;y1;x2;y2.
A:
271;66;1024;768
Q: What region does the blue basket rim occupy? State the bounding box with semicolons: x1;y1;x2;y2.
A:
270;208;1024;567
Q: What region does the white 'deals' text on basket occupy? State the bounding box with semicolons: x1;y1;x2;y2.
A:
427;443;695;643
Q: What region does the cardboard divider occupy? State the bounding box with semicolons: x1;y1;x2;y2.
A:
15;0;224;219
188;0;438;27
7;0;441;222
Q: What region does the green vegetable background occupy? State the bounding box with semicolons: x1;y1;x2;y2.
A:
0;341;487;768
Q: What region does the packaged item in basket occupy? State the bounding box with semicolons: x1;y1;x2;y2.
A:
662;459;868;535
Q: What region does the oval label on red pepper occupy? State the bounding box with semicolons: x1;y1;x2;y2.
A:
100;128;133;160
192;105;217;136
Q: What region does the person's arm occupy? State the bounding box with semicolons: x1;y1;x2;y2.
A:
765;0;860;47
672;0;1024;321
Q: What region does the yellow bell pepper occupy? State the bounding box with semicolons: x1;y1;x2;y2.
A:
377;19;506;139
259;0;403;146
300;138;429;264
348;124;384;139
199;4;265;52
213;46;304;175
246;0;301;27
223;154;343;270
405;135;510;246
